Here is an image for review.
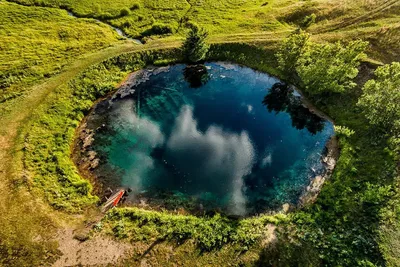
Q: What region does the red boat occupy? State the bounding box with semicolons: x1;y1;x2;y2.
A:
101;189;126;212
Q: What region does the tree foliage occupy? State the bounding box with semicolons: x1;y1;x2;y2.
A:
182;24;210;63
296;40;368;95
357;62;400;133
276;32;368;95
276;30;310;74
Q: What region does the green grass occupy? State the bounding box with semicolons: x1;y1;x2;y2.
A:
207;42;399;266
1;0;399;265
6;0;296;37
6;0;400;64
21;49;181;212
100;207;285;252
0;1;120;115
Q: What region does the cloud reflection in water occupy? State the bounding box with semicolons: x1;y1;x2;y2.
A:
166;106;255;215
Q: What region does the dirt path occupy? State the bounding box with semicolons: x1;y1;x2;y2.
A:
54;229;133;267
0;40;179;266
0;40;180;181
0;34;291;266
313;0;399;34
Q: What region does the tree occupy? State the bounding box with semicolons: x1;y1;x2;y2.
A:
296;40;368;95
357;62;400;133
276;30;310;74
182;25;209;63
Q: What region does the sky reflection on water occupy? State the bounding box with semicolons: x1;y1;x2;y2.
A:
90;63;334;215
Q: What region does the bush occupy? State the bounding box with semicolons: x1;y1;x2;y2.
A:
301;13;316;28
120;7;130;17
357;62;400;134
141;23;174;37
334;125;355;138
296;40;368;94
276;30;310;74
130;3;140;10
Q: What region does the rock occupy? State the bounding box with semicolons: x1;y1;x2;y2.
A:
73;233;89;242
282;203;290;213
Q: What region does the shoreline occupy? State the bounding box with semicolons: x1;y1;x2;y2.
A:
71;63;340;216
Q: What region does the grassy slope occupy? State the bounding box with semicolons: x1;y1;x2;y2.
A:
5;0;292;36
0;0;399;265
0;43;139;266
6;0;400;63
0;28;179;266
0;1;122;116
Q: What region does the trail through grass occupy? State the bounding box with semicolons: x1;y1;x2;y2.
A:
0;40;181;266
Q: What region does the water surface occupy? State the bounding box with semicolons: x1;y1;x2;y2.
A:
88;63;334;215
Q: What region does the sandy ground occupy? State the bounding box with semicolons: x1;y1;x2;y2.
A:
54;229;133;267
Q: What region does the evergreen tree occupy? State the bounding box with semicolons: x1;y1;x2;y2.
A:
182;25;209;63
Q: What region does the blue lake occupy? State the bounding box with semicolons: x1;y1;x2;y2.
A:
88;63;334;215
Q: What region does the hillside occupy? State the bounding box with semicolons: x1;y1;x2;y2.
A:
0;0;399;266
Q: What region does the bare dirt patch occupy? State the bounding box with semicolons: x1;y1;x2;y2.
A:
54;229;133;267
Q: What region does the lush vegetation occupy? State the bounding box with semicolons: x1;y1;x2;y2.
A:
1;0;400;266
0;1;120;116
182;25;209;63
206;40;400;266
22;49;181;212
99;208;285;252
358;62;400;135
277;31;369;95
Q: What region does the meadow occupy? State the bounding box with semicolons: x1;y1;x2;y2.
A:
1;0;400;266
0;1;121;117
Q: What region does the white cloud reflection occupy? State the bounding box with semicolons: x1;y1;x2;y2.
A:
109;99;164;191
166;105;255;215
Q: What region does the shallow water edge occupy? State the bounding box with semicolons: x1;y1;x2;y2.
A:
72;63;339;217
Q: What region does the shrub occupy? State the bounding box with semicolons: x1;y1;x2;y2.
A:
334;125;355;138
120;7;130;17
130;3;140;10
296;40;368;94
276;30;310;74
357;62;400;134
301;13;316;28
141;23;174;36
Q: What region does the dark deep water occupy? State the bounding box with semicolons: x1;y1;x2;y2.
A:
88;63;334;215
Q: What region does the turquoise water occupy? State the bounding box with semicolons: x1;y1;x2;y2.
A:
90;63;334;215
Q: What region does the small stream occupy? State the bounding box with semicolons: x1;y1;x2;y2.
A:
67;11;143;45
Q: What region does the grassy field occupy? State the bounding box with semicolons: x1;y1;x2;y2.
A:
0;1;122;117
1;0;400;266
